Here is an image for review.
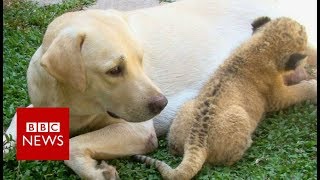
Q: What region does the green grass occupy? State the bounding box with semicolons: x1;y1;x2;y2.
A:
3;1;317;179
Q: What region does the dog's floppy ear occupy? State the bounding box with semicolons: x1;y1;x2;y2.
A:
40;29;87;92
251;16;271;34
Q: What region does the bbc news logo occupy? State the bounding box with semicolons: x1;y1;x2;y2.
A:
16;108;69;160
23;122;63;146
26;122;61;132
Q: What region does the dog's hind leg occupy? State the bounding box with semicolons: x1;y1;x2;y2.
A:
65;119;158;179
3;104;33;155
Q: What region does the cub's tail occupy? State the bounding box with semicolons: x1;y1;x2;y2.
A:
133;155;173;178
134;146;207;180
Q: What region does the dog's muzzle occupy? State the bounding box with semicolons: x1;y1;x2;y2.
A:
147;94;168;115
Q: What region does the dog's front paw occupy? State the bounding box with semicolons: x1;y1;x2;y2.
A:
144;133;158;153
97;161;120;180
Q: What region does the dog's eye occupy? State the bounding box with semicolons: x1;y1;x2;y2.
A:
106;66;122;76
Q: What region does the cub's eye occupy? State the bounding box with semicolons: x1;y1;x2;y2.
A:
106;66;122;76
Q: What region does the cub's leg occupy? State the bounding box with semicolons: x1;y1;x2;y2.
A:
65;120;158;180
208;105;255;166
268;79;317;112
283;45;317;85
168;100;196;155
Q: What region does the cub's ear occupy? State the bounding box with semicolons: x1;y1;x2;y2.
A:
285;53;308;71
40;29;87;92
251;16;271;33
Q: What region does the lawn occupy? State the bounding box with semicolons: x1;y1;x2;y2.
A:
3;0;317;179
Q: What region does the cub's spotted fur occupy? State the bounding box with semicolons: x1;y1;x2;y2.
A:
135;17;317;180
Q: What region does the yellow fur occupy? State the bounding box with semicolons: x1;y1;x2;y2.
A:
135;17;317;180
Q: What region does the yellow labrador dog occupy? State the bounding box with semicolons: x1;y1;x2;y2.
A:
4;0;316;179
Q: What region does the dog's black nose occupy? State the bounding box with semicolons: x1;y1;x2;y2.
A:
148;95;168;114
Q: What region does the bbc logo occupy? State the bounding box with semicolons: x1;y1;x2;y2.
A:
26;122;60;132
17;108;69;160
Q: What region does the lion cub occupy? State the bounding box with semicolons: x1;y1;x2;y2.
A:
135;17;317;180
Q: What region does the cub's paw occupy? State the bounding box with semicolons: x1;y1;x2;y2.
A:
302;79;317;104
168;141;183;156
168;145;181;156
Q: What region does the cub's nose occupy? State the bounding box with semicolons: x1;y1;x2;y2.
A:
148;95;168;115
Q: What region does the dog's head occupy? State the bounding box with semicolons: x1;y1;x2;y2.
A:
39;10;167;122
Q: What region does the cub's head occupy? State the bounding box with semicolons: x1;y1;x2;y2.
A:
38;10;167;122
251;16;308;72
